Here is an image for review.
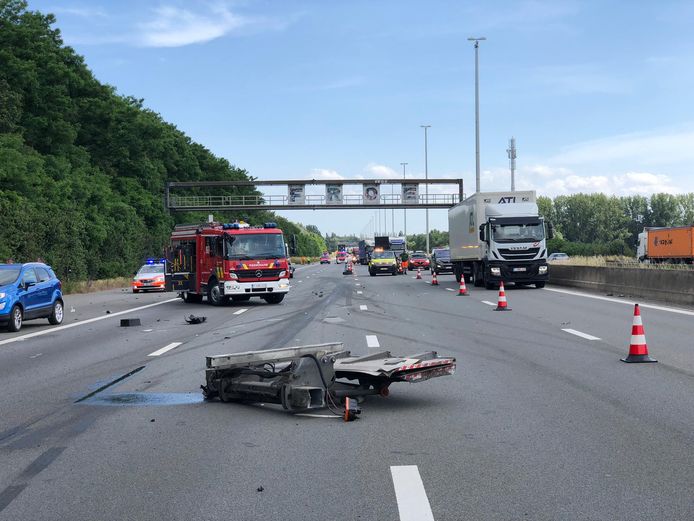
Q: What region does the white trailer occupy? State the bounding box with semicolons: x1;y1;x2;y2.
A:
448;191;552;289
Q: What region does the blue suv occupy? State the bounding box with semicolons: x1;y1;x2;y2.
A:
0;263;64;332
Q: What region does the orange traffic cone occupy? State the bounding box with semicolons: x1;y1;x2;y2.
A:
416;268;422;280
494;281;510;311
431;271;439;286
621;304;657;363
457;277;468;296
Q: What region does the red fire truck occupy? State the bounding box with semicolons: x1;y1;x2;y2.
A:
166;221;290;305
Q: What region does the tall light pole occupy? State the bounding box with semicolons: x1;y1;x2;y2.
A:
421;125;431;254
400;162;408;246
468;36;485;193
391;181;395;236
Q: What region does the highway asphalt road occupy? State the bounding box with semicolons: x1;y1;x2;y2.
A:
0;263;693;520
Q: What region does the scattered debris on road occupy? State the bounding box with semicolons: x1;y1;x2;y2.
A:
120;318;141;327
201;343;456;421
185;314;207;324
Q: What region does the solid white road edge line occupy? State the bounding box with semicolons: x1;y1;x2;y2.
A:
360;305;368;311
148;342;182;357
562;328;601;341
366;335;380;348
481;300;496;306
390;465;435;521
233;308;249;315
544;287;694;316
0;297;181;347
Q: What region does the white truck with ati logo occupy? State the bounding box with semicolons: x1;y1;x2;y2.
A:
166;221;290;305
448;191;554;290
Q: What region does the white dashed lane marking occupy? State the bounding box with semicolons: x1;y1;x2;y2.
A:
233;308;248;315
148;342;182;357
481;301;496;306
359;305;368;311
390;465;435;521
366;335;380;348
562;328;601;340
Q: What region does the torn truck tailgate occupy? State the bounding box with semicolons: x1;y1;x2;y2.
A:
202;344;456;416
334;351;456;381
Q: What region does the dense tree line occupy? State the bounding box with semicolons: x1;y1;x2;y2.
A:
0;1;324;280
538;193;694;256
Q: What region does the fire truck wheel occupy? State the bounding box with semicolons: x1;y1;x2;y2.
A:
263;294;285;304
207;280;224;306
183;292;203;303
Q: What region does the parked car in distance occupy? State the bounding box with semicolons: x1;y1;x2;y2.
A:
431;248;453;274
409;251;430;269
132;260;166;293
320;253;331;264
0;262;64;332
548;253;570;262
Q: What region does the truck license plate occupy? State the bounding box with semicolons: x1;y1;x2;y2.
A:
513;267;526;272
252;283;267;290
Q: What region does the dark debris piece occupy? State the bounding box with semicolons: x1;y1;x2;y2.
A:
185;315;207;324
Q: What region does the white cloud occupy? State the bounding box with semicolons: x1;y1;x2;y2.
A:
364;163;399;179
551;128;694;166
50;6;107;18
509;164;684;197
137;4;248;47
309;168;344;181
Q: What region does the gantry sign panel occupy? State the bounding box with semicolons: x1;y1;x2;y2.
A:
166;179;464;211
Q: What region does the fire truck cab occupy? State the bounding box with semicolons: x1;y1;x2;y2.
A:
166;222;290;305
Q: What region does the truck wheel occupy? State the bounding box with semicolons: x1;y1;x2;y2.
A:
263;293;285;304
8;305;22;332
48;300;64;325
207;280;224;306
535;282;546;288
183;292;203;303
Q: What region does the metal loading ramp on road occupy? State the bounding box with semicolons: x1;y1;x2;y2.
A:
201;343;456;418
166;178;464;211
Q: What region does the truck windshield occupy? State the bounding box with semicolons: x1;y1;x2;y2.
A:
226;233;285;260
372;251;395;260
492;223;545;243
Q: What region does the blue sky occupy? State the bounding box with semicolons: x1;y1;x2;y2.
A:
30;0;694;236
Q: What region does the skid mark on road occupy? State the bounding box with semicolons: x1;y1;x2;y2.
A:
390;465;435;521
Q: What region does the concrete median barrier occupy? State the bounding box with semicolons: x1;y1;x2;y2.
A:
548;265;694;307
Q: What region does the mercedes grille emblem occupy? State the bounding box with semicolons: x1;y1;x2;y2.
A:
255;270;263;278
